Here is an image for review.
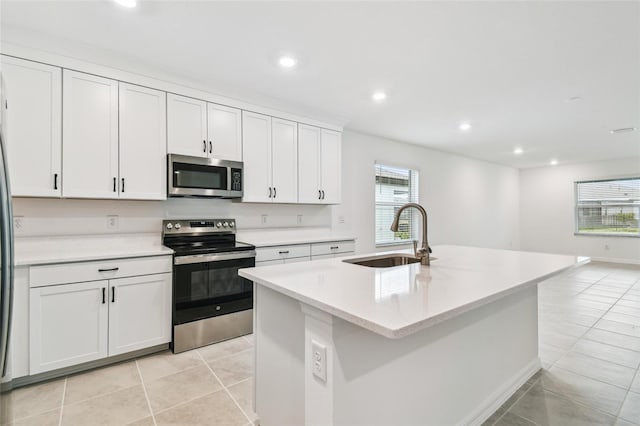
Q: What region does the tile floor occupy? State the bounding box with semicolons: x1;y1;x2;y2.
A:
3;261;640;426
1;334;256;426
485;261;640;426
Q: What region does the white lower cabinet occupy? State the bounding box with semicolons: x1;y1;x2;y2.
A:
28;256;172;375
30;280;109;374
254;240;355;266
107;273;172;357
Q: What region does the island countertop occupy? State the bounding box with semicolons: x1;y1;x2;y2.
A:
239;245;589;338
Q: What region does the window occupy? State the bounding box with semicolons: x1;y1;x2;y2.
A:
375;163;419;245
575;177;640;237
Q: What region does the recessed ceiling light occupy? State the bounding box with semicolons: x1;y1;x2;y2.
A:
459;122;471;131
565;96;583;103
372;91;387;102
278;56;297;68
610;127;637;134
113;0;136;8
513;147;523;155
550;159;558;166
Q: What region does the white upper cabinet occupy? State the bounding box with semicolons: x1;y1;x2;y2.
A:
242;112;298;203
208;103;242;161
320;129;341;204
119;83;167;200
298;124;321;203
168;94;242;161
298;125;341;204
242;111;272;202
167;94;208;158
271;118;298;203
62;70;119;198
1;56;62;197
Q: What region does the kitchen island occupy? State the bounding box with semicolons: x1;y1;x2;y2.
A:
239;245;588;426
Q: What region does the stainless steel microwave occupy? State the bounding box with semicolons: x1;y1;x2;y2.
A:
168;154;243;198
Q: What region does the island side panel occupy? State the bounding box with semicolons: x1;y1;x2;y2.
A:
254;285;306;426
331;285;540;426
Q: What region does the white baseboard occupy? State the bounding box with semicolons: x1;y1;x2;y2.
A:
461;357;542;426
590;256;640;265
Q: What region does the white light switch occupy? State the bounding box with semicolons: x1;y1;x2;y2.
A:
311;340;327;382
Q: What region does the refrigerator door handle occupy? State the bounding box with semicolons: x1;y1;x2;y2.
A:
0;132;14;378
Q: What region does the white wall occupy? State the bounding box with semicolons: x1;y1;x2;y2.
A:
332;131;520;254
519;157;640;263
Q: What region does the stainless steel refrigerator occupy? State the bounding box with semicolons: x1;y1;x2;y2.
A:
0;73;15;418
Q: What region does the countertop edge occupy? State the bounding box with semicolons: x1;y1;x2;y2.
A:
15;248;174;267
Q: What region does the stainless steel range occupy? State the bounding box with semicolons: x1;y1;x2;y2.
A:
162;219;255;353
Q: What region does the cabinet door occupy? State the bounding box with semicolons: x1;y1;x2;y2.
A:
108;273;171;356
119;83;167;200
271;118;298;203
320;129;342;204
297;124;321;204
29;280;108;374
242;111;272;202
167;94;208;158
208;103;242;161
62;70;118;198
1;56;62;197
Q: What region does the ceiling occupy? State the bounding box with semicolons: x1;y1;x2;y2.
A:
1;1;638;169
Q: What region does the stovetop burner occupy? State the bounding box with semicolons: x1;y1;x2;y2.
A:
162;219;255;255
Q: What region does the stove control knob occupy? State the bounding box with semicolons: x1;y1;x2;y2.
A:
174;223;181;230
229;222;235;228
222;222;228;228
216;222;222;228
166;223;173;230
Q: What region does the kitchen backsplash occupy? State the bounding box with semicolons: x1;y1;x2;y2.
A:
12;197;333;237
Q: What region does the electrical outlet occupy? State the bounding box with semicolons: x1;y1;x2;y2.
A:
297;214;303;225
261;214;268;225
107;215;119;230
311;340;327;382
604;244;610;251
338;215;345;224
13;216;23;231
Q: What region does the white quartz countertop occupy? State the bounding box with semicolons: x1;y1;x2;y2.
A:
240;245;589;339
236;228;356;247
15;233;174;266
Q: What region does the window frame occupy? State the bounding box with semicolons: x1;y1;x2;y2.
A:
374;162;420;247
574;176;640;238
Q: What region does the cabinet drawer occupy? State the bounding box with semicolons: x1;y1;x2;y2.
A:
311;240;355;257
30;255;172;288
255;244;311;262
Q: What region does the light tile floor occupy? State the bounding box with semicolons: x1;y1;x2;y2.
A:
1;334;256;426
485;261;640;426
4;261;640;426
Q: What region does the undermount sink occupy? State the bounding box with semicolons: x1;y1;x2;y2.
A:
343;254;424;268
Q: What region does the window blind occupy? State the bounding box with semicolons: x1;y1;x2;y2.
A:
375;163;420;245
575;177;640;236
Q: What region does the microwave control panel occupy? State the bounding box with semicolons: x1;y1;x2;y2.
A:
231;168;242;191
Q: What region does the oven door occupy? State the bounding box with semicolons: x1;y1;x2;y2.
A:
168;154;243;198
173;251;255;326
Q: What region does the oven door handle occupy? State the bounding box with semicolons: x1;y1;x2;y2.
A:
174;250;256;265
